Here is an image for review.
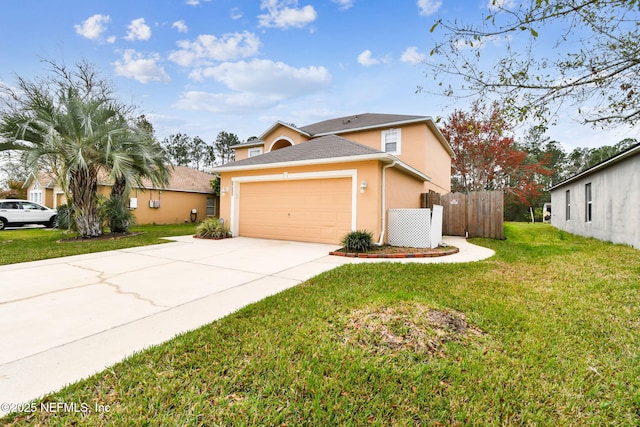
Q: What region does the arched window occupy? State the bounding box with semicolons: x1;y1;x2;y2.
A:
269;137;293;151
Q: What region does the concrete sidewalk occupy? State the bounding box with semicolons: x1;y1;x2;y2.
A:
0;235;494;415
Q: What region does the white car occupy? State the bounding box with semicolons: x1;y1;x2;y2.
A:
0;199;58;230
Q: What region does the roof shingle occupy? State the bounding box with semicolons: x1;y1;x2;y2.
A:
216;135;383;169
299;113;427;135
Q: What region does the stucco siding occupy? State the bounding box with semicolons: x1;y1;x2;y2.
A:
218;160;383;240
422;129;452;193
551;154;640;249
385;168;424;210
128;188;211;225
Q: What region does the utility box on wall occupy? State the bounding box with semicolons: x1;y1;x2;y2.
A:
387;206;443;249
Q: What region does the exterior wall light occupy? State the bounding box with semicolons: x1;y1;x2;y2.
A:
220;186;229;196
360;180;368;193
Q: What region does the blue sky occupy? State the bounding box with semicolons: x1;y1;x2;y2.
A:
0;0;636;150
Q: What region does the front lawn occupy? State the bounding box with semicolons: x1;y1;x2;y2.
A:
0;223;197;266
3;223;639;425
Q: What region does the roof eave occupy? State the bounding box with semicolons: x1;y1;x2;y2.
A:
258;120;311;140
311;117;431;137
212;153;431;182
310;116;454;157
233;140;265;150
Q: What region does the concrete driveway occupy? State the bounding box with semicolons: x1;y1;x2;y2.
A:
0;235;493;415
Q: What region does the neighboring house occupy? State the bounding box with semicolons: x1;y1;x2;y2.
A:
23;166;218;225
548;143;640;249
211;113;453;244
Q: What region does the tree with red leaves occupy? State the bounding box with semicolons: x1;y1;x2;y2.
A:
440;101;552;204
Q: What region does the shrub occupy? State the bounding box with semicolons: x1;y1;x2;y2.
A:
101;197;135;233
341;230;374;253
55;203;76;231
195;217;231;239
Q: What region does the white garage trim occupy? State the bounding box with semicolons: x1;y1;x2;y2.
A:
230;169;358;237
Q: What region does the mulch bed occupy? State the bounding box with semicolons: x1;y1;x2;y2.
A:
57;232;143;242
330;245;459;258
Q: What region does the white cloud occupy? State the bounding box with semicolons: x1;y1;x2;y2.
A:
176;59;331;113
333;0;354;10
401;46;426;64
454;34;511;50
231;7;243;20
74;14;111;40
113;50;170;83
258;0;317;29
185;0;211;5
168;31;261;67
193;59;330;95
417;0;442;16
172;20;188;33
487;0;516;11
357;50;379;67
125;18;151;41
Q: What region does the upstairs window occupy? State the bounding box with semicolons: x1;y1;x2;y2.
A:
565;190;571;220
248;147;263;157
381;129;401;154
585;183;592;222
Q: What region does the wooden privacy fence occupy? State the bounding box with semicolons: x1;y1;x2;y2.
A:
421;190;504;240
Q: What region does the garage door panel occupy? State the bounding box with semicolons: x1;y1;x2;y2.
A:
238;178;352;244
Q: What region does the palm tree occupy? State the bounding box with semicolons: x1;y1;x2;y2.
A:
1;89;170;237
105;120;171;232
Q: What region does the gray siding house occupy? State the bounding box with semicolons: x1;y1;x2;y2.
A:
549;143;640;249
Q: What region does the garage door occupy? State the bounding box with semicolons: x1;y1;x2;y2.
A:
238;178;352;244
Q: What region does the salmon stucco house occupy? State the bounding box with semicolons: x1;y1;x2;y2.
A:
212;113;453;245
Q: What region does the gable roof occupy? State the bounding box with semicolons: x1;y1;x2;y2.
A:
217;135;380;168
23;171;57;189
212;135;431;182
25;166;215;194
299;113;427;135
257;121;311;141
548;142;640;191
156;166;215;193
245;113;453;156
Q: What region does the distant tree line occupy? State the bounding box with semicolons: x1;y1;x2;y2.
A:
160;131;239;171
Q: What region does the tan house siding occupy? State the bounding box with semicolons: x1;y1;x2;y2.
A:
218;160;383;243
263;126;310;150
127;188;211;224
235;125;312;161
25;166;215;225
297;122;451;193
422;128;452;193
216;113;452;244
385;168;424;211
234;146;256;161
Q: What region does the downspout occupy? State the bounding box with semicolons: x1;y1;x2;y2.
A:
376;161;396;246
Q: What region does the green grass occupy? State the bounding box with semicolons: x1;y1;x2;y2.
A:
0;223;197;266
3;223;640;426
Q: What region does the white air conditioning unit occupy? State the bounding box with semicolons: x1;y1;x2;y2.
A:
149;200;161;208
